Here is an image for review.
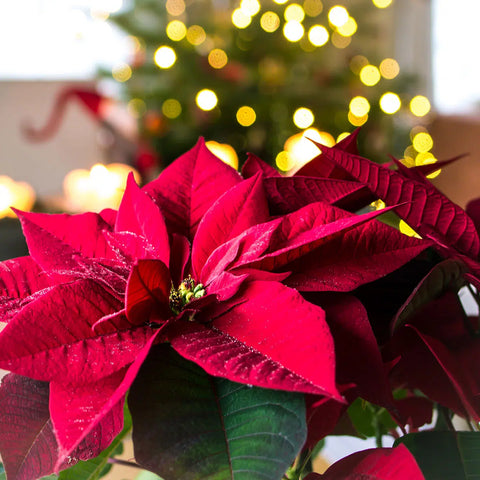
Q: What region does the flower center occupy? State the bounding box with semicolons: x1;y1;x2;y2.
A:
169;275;206;315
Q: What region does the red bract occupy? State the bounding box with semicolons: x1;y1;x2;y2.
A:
0;139;430;479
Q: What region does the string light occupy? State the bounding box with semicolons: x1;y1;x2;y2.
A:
328;6;349;27
285;4;306;22
162;99;182;119
359;65;381;86
349;96;370;116
410;95;431;117
379;92;401;114
166;20;187;41
283;21;305;42
303;0;323;17
308;25;329;46
379;58;400;79
236;106;257;126
232;9;252;28
208;49;228;69
261;12;281;32
196;89;218;111
293;107;315;128
112;63;132;82
154;46;176;69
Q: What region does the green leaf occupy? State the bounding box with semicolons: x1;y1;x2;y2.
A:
347;398;397;440
395;430;480;480
129;344;307;480
135;471;164;480
391;259;467;333
57;403;132;480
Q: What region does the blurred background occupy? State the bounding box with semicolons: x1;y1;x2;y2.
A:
0;0;479;477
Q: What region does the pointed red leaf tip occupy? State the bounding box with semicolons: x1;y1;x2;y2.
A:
241;152;281;178
304;444;425;479
318;145;480;259
143;137;241;240
192;173;270;278
116;173;170;266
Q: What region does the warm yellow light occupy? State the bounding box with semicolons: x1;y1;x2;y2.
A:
348;111;368;126
186;25;206;45
399;220;421;238
208;48;228;69
308;25;329;46
410;125;427;141
232;9;252;28
154;46;176;69
165;0;185;16
162;99;182;119
331;31;351;48
304;0;323;17
379;58;400;79
328;5;349;27
404;145;416;159
285;4;305;22
336;132;350;142
127;98;147;118
64;164;139;212
337;16;357;36
350;55;369;74
283;21;305;42
240;0;261;16
206;141;239;169
293;107;315;128
412;132;433;153
349;96;370;116
112;63;132;82
166;20;187;41
260;12;280;32
276;151;295;171
236;106;256;126
196;89;218;111
304;128;335;147
273;0;289;4
0;176;35;218
359;65;381;86
372;0;393;8
416;152;440;178
410;95;431;117
379;92;401;114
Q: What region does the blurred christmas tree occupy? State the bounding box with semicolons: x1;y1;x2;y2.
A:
102;0;433;170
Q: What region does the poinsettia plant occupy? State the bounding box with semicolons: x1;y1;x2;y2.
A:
0;133;479;480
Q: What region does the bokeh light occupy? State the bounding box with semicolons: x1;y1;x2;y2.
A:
162;99;182;119
293;107;315;128
112;63;132;82
337;16;357;36
348;112;368;126
236;106;257;126
260;11;281;32
308;25;329;46
399;220;421;238
410;95;431;117
186;25;206;45
359;65;381;86
127;98;147;118
372;0;393;8
304;0;323;17
413;132;433;153
232;9;252;28
240;0;261;16
166;20;187;41
331;31;351;48
206;141;239;169
379;92;401;114
350;55;369;74
276;151;295;171
328;5;349;27
285;4;306;22
283;21;305;42
196;89;218;111
336;132;350;142
154;46;176;69
208;48;228;69
349;96;370;116
165;0;186;16
379;58;400;79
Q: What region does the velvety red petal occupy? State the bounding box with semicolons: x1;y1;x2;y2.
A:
192;174;269;278
241;152;281;178
143;138;241;240
115;174;170;266
0;280;154;384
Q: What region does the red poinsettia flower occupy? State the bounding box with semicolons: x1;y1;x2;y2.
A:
0;139;430;478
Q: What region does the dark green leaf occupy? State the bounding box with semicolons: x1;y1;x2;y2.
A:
395;430;480;480
391;259;467;333
57;404;132;480
129;345;307;480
